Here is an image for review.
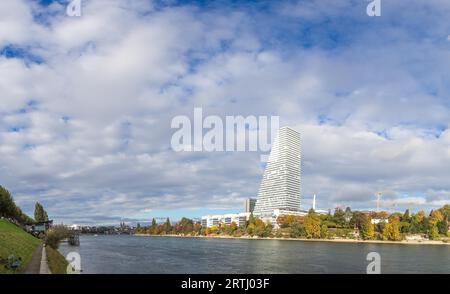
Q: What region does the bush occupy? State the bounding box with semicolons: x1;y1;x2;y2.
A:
45;225;70;249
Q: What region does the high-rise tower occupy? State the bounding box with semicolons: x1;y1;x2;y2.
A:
253;127;301;216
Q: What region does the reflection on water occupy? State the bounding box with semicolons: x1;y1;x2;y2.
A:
57;235;450;274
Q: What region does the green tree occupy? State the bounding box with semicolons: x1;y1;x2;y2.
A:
437;219;448;236
402;209;411;222
333;207;346;228
350;211;366;229
344;207;352;224
320;224;328;239
263;220;273;237
429;225;439;240
34;202;48;222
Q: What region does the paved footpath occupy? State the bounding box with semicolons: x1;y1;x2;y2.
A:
24;244;51;274
24;244;43;274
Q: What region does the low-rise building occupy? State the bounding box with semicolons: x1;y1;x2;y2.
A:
201;213;251;228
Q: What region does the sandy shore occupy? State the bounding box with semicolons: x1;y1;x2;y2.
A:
134;233;450;246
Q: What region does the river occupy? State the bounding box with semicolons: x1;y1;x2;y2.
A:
57;235;450;274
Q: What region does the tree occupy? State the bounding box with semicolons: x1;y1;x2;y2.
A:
402;209;410;222
193;223;202;235
320;224;328;239
333;207;346;228
429;210;443;227
263;220;273;237
289;221;306;238
0;186;17;220
210;225;219;234
344;207;352;223
164;218;172;233
350;211;366;229
220;223;228;234
437;219;448;236
428;210;444;239
438;204;450;220
34;202;48;223
304;211;321;239
415;210;425;223
148;218;157;234
247;213;255;227
382;216;401;241
135;223;145;234
360;216;375;240
429;225;439;240
230;222;237;234
246;223;255;236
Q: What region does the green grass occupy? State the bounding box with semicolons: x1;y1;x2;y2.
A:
0;219;41;274
46;246;68;274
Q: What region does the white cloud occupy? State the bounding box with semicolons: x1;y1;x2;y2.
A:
0;0;449;224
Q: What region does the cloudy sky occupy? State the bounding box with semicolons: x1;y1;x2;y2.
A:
1;0;449;225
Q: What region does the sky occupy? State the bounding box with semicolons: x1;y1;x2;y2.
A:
0;0;450;225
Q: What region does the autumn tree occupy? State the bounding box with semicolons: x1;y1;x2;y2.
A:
428;210;444;239
230;222;237;234
360;215;375;240
304;211;321;239
210;225;219;234
264;220;273;237
149;218;157;234
246;223;255;236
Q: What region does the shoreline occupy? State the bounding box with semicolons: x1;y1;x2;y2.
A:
133;233;450;246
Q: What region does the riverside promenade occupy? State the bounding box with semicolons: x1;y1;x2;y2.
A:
24;244;51;274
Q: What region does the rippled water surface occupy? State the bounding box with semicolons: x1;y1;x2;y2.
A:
58;235;450;274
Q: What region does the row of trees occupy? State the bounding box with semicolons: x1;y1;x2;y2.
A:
136;205;449;241
0;185;50;225
0;186;34;225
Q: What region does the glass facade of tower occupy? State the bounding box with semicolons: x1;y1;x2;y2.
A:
253;127;301;216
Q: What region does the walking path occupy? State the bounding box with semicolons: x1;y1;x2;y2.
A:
39;245;51;274
24;243;51;274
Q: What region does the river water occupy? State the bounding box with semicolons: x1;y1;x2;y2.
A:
57;235;450;274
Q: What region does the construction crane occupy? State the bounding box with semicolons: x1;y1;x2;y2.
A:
376;192;382;212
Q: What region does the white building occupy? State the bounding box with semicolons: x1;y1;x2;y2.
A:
253;126;302;216
244;198;257;213
201;212;251;228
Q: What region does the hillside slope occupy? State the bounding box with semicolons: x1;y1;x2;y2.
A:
0;219;41;273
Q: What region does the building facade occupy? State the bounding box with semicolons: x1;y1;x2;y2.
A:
244;198;257;213
253;126;302;216
201;213;251;228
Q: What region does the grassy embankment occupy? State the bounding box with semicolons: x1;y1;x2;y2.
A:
0;219;41;273
46;246;68;274
0;219;68;274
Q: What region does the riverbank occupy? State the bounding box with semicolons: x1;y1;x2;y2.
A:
134;233;450;245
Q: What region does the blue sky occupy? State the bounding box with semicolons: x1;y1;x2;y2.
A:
0;0;450;225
